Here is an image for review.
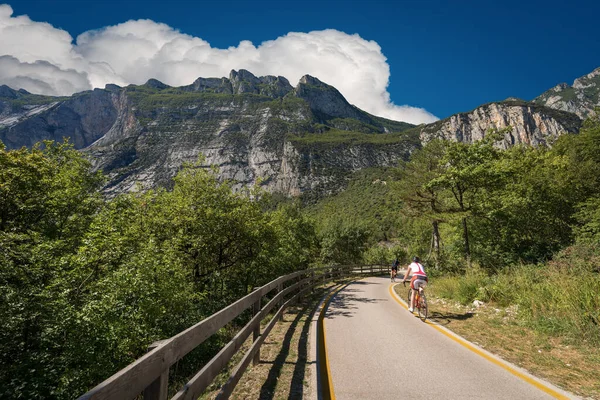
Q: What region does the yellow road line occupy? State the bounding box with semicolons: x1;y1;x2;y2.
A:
318;283;348;400
388;284;571;400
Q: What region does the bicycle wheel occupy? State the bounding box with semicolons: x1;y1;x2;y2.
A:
406;287;412;306
418;293;428;321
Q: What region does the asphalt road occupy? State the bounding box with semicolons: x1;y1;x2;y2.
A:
323;276;575;400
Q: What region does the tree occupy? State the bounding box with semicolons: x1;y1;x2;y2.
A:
426;133;503;267
0;140;103;399
394;140;447;267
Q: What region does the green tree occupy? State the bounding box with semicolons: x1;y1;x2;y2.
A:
426;133;503;267
0;140;103;399
318;219;371;265
394;140;447;266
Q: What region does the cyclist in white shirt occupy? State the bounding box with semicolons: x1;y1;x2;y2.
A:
402;256;428;313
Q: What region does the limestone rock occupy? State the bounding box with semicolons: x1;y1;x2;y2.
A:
419;101;581;148
534;66;600;119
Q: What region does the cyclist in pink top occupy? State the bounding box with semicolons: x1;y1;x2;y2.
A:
402;256;428;313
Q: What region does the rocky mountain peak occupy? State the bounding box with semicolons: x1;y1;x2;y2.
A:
0;84;19;99
228;69;293;97
229;69;259;83
104;83;122;92
420;100;582;148
298;75;327;87
534;66;600;119
294;74;371;123
573;67;600;89
144;79;170;89
185;77;232;94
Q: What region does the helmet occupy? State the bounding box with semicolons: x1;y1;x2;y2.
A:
412;256;420;263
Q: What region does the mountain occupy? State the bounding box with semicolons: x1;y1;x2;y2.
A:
418;100;581;148
0;70;416;198
420;67;600;148
1;67;596;198
534;67;600;119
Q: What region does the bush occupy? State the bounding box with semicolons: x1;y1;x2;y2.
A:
362;243;407;266
429;268;490;305
431;244;600;344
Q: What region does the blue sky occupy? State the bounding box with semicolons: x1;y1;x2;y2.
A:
3;0;599;121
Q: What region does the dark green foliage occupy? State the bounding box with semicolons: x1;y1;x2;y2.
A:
0;144;320;399
0;141;104;399
308;167;402;243
309;114;600;274
318;219;371;264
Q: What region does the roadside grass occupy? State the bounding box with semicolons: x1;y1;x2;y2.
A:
200;282;339;399
393;285;600;399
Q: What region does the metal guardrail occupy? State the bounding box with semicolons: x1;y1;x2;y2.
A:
78;264;388;400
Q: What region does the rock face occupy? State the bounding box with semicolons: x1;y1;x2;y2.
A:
1;67;594;198
420;101;582;148
534;67;600;119
294;75;371;124
0;85;118;149
0;70;414;198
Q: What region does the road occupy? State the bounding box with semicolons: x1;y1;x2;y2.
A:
322;276;575;400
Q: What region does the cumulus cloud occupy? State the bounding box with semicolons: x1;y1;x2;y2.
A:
0;4;438;123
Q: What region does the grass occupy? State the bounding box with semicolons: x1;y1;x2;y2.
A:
5;93;68;108
199;282;339;399
426;251;600;345
398;246;600;399
406;294;600;399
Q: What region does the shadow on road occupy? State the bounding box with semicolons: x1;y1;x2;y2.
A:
345;280;379;285
428;311;475;326
325;285;387;319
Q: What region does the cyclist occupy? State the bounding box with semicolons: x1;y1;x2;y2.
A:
391;258;400;282
402;256;428;313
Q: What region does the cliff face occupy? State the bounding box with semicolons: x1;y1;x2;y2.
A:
1;67;593;198
0;86;119;149
534;67;600;119
0;70;416;198
419;101;582;148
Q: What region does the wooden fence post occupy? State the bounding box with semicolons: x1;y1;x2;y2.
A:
143;340;170;400
252;293;261;366
277;282;283;321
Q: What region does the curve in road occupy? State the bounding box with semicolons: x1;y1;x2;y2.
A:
318;276;577;400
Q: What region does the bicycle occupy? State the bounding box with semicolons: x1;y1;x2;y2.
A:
403;280;428;322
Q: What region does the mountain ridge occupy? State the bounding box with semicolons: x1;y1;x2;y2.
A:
534;67;600;119
1;67;597;199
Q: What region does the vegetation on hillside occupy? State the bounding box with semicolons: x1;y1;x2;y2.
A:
0;143;319;398
2;111;599;398
309;114;600;347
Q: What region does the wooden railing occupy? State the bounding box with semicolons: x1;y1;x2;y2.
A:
78;264;387;400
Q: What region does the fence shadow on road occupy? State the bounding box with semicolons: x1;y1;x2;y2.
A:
325;289;387;319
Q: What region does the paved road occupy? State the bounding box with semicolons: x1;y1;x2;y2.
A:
323;276;574;400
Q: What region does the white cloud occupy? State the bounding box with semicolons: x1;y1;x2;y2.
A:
0;4;438;124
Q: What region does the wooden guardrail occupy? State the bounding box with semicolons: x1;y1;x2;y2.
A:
78;264;388;400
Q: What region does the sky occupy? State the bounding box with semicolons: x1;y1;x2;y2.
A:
1;0;598;124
